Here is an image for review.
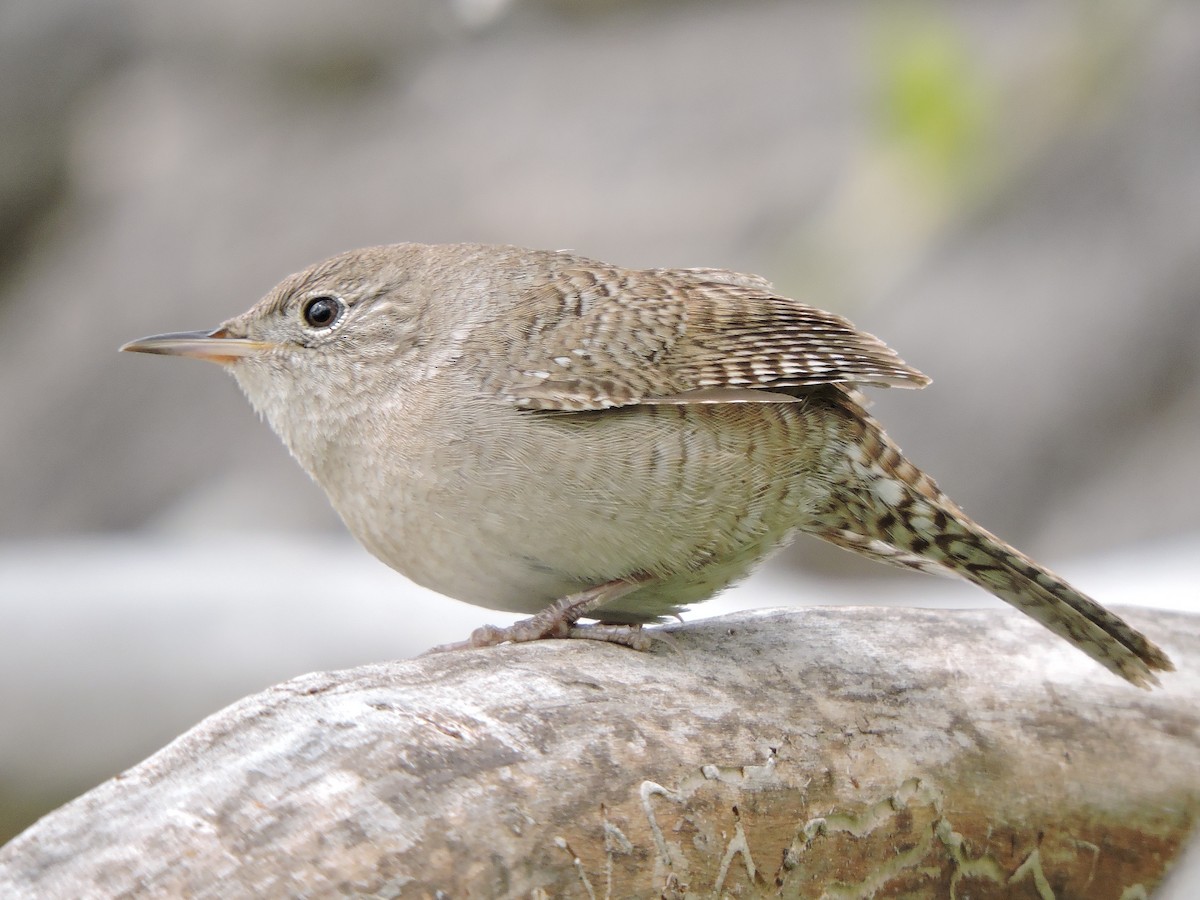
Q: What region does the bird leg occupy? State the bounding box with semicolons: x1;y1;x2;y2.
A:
425;576;652;653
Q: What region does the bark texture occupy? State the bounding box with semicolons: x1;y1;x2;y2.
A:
0;606;1197;898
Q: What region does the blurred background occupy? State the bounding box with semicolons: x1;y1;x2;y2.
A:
2;0;1198;847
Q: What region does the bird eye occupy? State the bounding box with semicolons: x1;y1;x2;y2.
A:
301;295;344;329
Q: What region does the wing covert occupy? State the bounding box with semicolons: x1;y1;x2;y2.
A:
473;261;930;411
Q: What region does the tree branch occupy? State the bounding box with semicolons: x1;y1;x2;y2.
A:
1;607;1196;897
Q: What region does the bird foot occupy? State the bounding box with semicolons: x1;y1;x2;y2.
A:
565;623;654;650
423;577;650;654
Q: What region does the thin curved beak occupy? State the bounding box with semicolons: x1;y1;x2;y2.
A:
120;328;274;364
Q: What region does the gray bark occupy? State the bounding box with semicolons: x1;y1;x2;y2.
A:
0;607;1197;899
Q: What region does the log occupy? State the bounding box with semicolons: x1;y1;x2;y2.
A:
0;607;1196;898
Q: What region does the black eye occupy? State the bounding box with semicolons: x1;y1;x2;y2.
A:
302;295;343;329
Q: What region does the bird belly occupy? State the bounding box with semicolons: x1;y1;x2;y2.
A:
331;401;826;619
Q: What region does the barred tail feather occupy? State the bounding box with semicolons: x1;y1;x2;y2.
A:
910;513;1172;688
815;394;1174;688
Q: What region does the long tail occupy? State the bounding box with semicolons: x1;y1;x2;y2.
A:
811;392;1174;688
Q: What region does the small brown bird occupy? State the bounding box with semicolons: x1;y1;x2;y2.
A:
122;243;1172;687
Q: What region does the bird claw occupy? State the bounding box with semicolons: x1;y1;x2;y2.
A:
422;577;663;655
566;623;654;650
424;621;671;655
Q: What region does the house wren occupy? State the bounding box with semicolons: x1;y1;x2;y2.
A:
121;242;1173;687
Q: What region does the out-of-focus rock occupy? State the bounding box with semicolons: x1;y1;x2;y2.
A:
0;1;132;267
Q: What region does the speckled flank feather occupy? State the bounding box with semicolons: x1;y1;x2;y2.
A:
811;390;1174;688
